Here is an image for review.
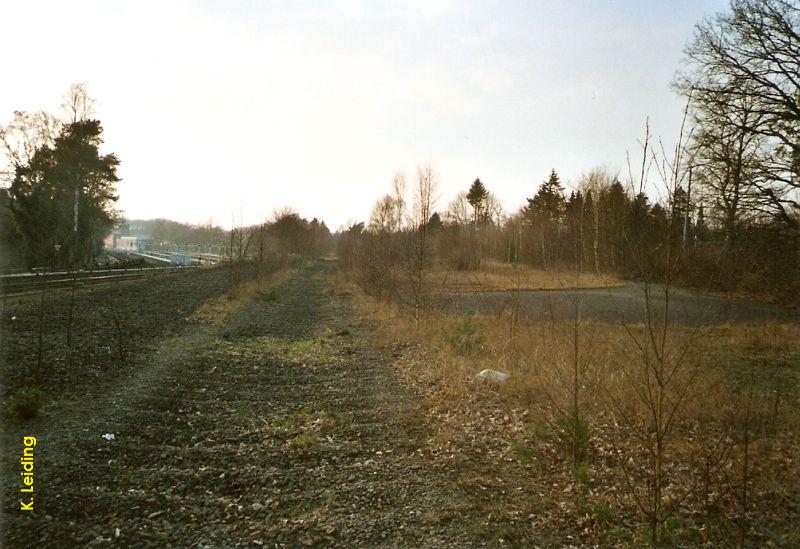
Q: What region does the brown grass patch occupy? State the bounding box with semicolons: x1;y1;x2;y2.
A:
192;270;290;325
430;259;623;293
340;267;800;409
331;268;800;545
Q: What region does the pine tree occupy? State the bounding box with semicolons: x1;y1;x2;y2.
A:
522;170;566;269
523;169;565;222
466;178;489;223
427;212;443;232
8;119;120;268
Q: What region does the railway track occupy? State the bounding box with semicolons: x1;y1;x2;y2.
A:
0;266;202;299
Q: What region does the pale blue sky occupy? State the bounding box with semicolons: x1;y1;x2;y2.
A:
0;0;729;229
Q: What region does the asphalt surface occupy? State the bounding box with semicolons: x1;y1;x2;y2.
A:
438;283;800;325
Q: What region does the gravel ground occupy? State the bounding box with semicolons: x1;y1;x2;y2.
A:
2;261;478;547
1;265;235;394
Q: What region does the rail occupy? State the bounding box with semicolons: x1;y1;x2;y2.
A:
0;265;201;298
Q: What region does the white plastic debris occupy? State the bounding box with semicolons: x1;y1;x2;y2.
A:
11;316;16;321
102;433;115;441
474;369;510;384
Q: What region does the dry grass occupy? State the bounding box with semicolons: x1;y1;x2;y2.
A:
344;269;800;408
430;260;622;293
332;269;800;545
191;270;290;325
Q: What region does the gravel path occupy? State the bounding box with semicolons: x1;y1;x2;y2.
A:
439;283;800;326
1;265;234;394
2;261;474;547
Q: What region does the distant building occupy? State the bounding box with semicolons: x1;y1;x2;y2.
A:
115;236;152;252
104;221;133;251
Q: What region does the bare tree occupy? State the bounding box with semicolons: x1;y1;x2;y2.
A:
391;170;406;231
605;107;709;544
368;172;406;233
690;95;767;244
0;110;60;184
254;222;268;281
62;82;95;123
676;0;800;225
446;191;471;225
406;165;437;336
227;217;253;295
369;195;401;233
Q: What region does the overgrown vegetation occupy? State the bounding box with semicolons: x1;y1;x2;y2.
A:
8;387;43;420
333;3;799;543
441;316;485;354
0;0;796;544
342;273;800;545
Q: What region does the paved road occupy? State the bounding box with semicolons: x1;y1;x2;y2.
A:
438;283;800;325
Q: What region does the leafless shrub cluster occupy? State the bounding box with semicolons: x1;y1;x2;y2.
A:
337;166;439;328
338;12;800;534
346;277;798;545
225;210;333;294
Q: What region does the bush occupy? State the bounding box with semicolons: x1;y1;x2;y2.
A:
288;432;320;452
509;437;537;464
591;499;614;527
554;414;591;464
263;289;279;303
442;316;485;354
572;464;592;486
9;387;43;420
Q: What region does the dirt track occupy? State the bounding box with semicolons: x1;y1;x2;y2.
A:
439;283;800;326
2;262;474;547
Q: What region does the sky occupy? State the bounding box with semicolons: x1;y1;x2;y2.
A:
0;0;730;231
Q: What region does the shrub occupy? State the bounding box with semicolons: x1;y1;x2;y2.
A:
591;499;614;527
263;289;279;303
288;432;320;452
573;464;592;486
525;419;550;441
442;316;485;354
509;437;537;464
554;414;591;464
9;387;43;420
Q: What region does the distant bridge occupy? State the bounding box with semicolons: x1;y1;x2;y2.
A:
124;250;222;266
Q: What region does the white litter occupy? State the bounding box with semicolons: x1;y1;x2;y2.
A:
474;369;510;384
102;433;115;441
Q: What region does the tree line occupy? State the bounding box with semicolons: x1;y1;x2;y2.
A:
338;0;799;306
227;209;333;291
121;218;229;249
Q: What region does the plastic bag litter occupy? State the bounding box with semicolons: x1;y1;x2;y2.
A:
474;369;510;383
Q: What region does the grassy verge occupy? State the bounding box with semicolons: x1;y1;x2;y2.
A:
332;270;800;546
191;269;290;326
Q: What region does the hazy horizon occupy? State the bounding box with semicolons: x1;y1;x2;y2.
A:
0;0;729;230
